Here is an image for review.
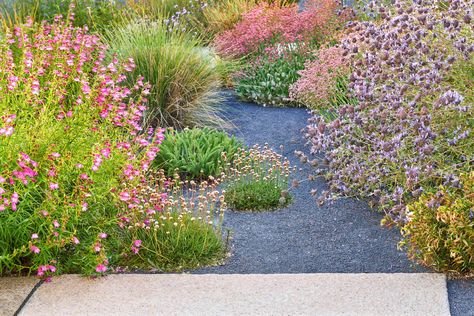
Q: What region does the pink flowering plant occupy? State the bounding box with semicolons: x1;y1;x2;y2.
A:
289;45;355;113
0;17;163;276
213;0;342;58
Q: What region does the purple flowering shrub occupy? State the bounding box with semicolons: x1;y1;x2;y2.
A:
305;0;473;272
0;18;164;277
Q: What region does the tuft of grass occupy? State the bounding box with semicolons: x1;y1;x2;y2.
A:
225;180;291;211
122;212;226;271
106;20;226;129
119;170;227;272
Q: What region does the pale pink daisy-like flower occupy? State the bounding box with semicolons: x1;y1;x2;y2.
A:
53;220;60;228
31;233;39;239
98;232;107;239
49;183;59;190
72;236;80;244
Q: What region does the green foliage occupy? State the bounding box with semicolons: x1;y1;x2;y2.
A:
121;213;225;271
153;128;243;180
224;145;292;211
235;46;310;107
0;19;157;276
119;172;227;271
0;0;125;32
106;20;226;129
225;180;291;211
400;172;474;273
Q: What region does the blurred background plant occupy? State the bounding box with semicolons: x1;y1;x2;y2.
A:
224;145;293;211
153;128;243;180
0;0;127;32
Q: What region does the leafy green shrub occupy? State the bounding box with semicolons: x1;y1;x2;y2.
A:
400;172;474;273
235;45;311;107
120;170;226;271
106;20;226;129
224;145;292;211
153;128;243;180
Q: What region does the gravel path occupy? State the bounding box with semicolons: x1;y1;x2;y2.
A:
197;91;423;274
193;91;473;315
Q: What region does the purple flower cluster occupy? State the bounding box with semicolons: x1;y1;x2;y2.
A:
306;0;473;224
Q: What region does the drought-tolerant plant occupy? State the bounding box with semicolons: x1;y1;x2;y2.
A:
400;172;473;274
289;45;354;114
0;0;124;32
235;44;312;106
305;0;473;272
199;0;258;41
106;20;225;129
153;128;243;180
118;170;227;271
0;17;163;277
213;0;342;58
225;145;292;211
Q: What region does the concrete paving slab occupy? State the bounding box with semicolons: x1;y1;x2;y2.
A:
0;277;38;316
21;273;449;316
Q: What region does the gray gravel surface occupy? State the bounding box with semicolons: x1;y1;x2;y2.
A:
196;91;424;274
193;91;473;315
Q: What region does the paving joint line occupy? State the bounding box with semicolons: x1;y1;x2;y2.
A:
13;279;44;316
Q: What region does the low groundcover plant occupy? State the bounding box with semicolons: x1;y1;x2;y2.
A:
118;170;227;271
224;145;292;211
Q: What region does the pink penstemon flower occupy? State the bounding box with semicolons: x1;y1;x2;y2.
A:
95;264;107;273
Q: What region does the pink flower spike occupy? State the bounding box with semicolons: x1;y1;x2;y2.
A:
133;239;142;247
53;220;60;228
72;236;80;244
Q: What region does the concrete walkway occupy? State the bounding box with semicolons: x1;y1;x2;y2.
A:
2;273;450;316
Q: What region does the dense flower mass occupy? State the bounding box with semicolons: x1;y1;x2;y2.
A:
213;0;341;58
0;17;164;276
305;0;473;272
289;45;350;109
